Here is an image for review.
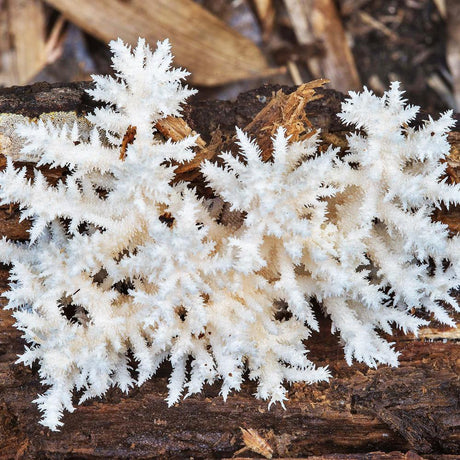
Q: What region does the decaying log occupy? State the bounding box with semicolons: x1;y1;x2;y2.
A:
0;82;459;458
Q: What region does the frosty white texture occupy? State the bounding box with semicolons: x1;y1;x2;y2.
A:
0;38;458;430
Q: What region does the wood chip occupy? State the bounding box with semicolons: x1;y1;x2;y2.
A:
287;60;304;85
234;427;273;459
155;116;212;183
43;0;279;86
244;79;328;160
156;116;206;149
44;15;67;65
433;0;446;19
284;0;315;44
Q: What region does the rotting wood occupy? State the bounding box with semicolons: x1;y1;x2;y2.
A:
0;81;458;234
0;298;458;458
0;81;458;458
243;78;328;160
160;79;328;180
43;0;280;86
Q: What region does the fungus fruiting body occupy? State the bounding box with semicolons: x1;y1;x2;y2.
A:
0;38;458;430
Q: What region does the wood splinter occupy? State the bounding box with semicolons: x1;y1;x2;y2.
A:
120;125;137;161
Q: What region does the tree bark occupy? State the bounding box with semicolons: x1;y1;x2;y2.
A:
0;82;459;459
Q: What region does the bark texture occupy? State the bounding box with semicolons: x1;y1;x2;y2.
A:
0;82;459;459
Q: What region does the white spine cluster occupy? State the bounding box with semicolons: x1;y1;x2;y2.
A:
0;39;458;430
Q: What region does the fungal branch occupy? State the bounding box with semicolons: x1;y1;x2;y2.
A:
0;38;458;431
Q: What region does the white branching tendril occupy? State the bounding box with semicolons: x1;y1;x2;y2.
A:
0;38;458;430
